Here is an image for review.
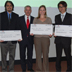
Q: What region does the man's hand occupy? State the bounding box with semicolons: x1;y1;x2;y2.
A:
53;33;56;37
18;39;23;42
49;34;52;37
30;33;34;36
0;40;4;42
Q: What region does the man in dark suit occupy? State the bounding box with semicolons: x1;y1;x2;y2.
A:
0;1;21;72
19;5;34;72
54;1;72;72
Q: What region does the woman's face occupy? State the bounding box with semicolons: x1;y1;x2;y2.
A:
39;7;46;15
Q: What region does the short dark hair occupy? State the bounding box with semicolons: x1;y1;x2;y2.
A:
58;1;67;8
4;1;14;11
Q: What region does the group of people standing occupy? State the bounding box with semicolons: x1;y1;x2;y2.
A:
0;1;72;72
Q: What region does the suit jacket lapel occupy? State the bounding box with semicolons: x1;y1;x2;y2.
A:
10;12;13;24
23;15;27;29
63;12;68;23
5;11;9;24
59;14;63;24
30;16;32;24
29;16;32;29
24;15;26;24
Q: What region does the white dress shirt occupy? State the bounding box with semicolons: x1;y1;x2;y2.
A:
25;15;30;24
60;12;66;21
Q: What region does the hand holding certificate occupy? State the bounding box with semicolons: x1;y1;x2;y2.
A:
0;30;22;41
55;25;72;37
30;24;53;35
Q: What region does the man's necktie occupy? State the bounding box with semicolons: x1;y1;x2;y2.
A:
9;14;10;23
26;17;30;37
61;15;64;22
26;17;30;29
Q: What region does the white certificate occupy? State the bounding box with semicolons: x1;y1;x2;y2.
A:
0;30;22;41
30;24;53;35
55;25;72;37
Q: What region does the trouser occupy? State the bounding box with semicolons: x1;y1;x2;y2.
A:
1;41;16;72
34;37;50;72
19;38;33;71
56;42;71;72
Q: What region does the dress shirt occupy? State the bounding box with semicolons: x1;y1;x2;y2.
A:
60;12;66;21
7;12;12;19
25;15;30;24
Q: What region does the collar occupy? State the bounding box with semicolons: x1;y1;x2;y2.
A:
25;15;30;18
7;11;12;15
60;12;66;16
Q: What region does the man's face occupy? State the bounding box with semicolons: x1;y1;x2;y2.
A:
6;2;13;12
59;4;67;14
24;7;31;16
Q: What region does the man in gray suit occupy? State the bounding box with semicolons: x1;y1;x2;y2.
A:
0;1;21;72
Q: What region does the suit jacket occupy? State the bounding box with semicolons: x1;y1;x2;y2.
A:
55;12;72;45
0;11;20;44
19;15;34;44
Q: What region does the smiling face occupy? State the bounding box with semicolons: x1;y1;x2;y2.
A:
24;7;32;16
58;4;67;14
6;2;13;13
39;7;46;16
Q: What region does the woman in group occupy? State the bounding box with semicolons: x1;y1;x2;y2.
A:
31;5;52;72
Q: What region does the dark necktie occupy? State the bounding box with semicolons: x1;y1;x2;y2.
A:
9;14;11;24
